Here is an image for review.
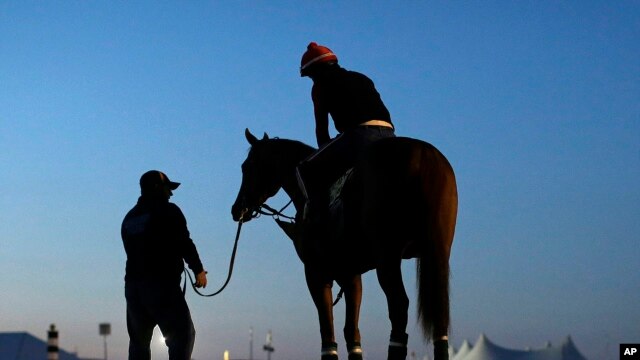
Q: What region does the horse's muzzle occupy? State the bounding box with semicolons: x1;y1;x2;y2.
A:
231;205;244;222
231;204;252;223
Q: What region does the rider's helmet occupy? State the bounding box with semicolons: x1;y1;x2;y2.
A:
300;42;338;77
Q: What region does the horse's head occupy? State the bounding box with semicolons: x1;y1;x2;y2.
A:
231;129;283;222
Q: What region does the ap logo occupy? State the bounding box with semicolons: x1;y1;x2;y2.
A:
621;344;640;359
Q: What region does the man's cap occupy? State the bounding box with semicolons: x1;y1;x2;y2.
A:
139;170;180;190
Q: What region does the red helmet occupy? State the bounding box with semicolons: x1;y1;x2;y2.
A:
300;42;338;76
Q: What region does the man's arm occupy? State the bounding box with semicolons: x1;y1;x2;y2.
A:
171;204;205;278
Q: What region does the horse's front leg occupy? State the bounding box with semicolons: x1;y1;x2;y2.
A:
336;274;363;360
376;258;409;360
305;265;339;360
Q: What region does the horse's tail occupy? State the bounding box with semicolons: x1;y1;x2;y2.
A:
415;143;458;341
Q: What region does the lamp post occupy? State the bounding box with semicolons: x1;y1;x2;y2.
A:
249;327;254;360
263;330;274;360
99;323;111;360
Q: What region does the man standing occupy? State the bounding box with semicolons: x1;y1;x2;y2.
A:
121;170;208;360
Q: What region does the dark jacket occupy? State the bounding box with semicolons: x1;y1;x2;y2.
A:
121;196;204;283
311;65;392;133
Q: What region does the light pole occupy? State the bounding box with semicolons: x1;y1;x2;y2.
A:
99;323;111;360
249;327;254;360
263;330;274;360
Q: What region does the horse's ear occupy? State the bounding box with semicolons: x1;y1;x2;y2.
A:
245;128;259;145
262;132;269;140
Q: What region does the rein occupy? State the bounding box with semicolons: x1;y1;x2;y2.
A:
183;216;244;297
256;200;295;221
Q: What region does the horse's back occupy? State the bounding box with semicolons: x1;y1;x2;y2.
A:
359;136;456;201
362;136;454;176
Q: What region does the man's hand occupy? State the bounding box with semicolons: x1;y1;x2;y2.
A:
195;270;208;288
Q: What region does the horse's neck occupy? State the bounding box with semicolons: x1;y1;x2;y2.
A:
273;141;312;219
280;168;306;218
266;139;314;220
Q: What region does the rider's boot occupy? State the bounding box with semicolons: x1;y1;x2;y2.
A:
387;332;408;360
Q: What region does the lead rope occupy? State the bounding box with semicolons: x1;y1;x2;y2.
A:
184;203;344;306
183;216;244;297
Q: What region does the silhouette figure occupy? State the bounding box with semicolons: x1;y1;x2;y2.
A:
122;170;208;360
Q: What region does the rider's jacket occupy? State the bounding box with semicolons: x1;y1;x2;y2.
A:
311;65;392;133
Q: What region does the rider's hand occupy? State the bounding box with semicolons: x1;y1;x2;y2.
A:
195;270;208;288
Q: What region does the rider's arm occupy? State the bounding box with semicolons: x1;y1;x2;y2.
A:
312;85;331;147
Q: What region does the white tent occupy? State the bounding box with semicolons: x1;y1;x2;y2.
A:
453;339;473;360
451;333;588;360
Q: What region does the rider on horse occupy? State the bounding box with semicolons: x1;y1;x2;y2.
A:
296;42;403;360
296;41;396;230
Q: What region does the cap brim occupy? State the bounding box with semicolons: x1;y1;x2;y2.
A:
168;182;180;190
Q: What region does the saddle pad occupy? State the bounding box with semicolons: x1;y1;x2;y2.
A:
329;168;354;206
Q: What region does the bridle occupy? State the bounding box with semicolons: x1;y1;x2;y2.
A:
254;200;295;221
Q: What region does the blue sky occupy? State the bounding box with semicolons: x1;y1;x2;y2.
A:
1;1;638;359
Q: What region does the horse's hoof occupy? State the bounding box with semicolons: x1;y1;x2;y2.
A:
348;353;363;360
387;345;407;360
321;355;339;360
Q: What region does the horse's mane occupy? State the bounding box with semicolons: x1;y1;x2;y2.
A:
273;137;315;152
251;137;316;164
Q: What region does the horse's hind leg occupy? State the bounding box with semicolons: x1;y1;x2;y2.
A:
376;258;409;360
305;265;339;360
337;274;363;360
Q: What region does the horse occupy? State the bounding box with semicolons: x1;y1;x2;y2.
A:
231;129;457;360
